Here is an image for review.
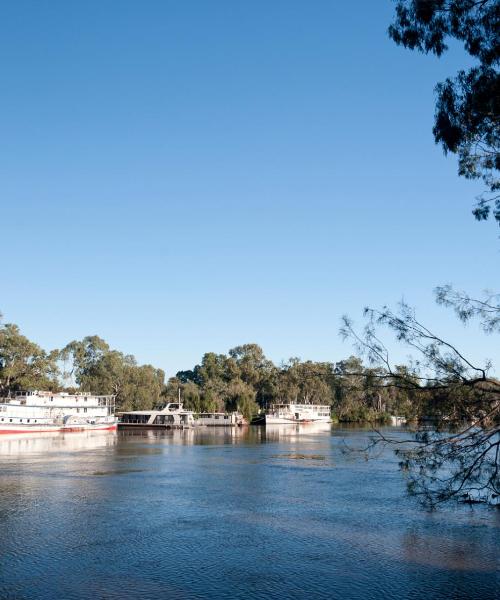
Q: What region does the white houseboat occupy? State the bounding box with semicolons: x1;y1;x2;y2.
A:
0;391;117;434
196;412;246;427
265;403;331;424
118;402;196;429
390;415;407;426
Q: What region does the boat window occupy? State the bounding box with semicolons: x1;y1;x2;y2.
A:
224;415;228;419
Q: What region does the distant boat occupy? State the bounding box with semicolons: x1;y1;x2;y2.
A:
265;403;331;424
0;390;117;434
196;412;246;426
250;413;266;425
118;402;195;429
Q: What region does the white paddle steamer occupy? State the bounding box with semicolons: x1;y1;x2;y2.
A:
0;391;117;434
265;403;331;424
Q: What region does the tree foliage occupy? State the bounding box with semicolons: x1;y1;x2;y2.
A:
435;283;500;332
175;345;420;423
60;336;165;411
389;1;499;223
0;319;59;396
341;287;500;506
0;312;446;424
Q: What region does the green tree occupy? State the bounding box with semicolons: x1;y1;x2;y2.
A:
287;360;334;405
333;356;371;422
227;344;276;405
60;336;164;410
341;294;500;506
196;352;228;385
383;365;422;419
164;377;206;412
224;378;259;420
119;363;165;411
389;1;499;223
181;381;203;412
0;321;59;395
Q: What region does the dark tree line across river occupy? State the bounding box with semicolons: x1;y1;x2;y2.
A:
0;321;480;423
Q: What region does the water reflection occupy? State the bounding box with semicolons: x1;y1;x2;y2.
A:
117;422;333;446
0;422;357;455
262;422;332;441
0;430;117;455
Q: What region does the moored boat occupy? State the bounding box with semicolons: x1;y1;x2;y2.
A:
389;415;407;426
118;402;195;429
196;412;246;426
0;391;117;434
265;403;331;424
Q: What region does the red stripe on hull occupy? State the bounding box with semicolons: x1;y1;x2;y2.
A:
0;424;117;434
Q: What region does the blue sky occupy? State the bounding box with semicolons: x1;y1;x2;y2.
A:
1;1;498;376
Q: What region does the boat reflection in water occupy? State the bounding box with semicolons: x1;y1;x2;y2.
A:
118;427;197;445
0;422;332;454
119;425;249;446
262;422;332;442
116;422;333;446
0;429;118;456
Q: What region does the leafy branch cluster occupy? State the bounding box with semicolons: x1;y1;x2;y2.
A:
389;0;499;222
342;285;499;507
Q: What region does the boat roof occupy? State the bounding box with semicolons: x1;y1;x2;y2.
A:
119;411;160;415
119;407;194;415
12;390;115;398
271;403;330;407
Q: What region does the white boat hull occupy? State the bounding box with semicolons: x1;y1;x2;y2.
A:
265;403;331;424
0;421;117;434
0;391;117;435
265;415;331;424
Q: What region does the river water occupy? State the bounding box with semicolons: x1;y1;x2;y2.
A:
0;425;498;600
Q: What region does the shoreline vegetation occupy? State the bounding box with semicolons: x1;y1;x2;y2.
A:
2;285;498;506
0;316;487;425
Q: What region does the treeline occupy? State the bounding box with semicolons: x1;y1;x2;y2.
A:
169;346;421;422
0;319;462;422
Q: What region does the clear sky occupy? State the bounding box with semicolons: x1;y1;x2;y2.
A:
1;1;498;377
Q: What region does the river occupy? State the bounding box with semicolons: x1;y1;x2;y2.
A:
0;424;498;599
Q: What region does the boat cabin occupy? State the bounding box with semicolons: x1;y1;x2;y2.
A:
118;402;195;429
